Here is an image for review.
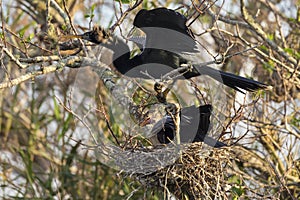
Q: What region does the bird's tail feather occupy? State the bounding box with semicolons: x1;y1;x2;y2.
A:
196;66;268;93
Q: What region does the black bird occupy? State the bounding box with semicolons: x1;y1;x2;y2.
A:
76;7;268;93
150;104;227;148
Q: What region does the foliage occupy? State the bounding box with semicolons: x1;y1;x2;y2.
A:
0;0;299;199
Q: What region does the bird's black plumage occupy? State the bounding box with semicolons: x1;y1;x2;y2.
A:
133;8;192;37
79;7;268;92
150;104;227;148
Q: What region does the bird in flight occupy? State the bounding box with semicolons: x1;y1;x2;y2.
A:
74;7;269;93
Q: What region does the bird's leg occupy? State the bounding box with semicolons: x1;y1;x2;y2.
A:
162;80;175;98
154;82;166;103
164;103;178;116
154;80;175;103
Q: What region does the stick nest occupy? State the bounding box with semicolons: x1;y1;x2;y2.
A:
118;143;232;199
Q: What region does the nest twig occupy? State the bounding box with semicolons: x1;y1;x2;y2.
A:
142;144;230;199
101;142;231;199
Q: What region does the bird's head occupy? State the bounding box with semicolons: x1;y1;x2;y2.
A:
79;26;111;44
64;26;111;44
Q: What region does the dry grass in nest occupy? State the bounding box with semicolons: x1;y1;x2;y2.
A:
129;143;231;199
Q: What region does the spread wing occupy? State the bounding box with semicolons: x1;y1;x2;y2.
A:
133;8;200;59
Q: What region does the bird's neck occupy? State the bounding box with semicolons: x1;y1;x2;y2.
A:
102;37;137;74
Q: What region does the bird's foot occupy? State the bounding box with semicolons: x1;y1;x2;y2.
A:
154;80;175;103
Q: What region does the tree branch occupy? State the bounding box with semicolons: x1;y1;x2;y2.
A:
240;0;297;66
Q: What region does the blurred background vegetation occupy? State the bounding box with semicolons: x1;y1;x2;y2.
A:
0;0;299;199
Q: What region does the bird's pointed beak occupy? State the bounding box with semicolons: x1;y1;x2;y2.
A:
60;34;84;40
139;117;152;127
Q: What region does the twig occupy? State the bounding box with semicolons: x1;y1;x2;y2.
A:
240;0;297;66
110;0;143;32
0;56;82;89
49;0;72;30
0;67;47;89
0;0;7;47
0;25;53;54
61;0;77;34
95;93;121;147
55;95;100;145
236;28;300;77
19;55;61;63
204;2;250;28
160;64;190;81
0;44;27;69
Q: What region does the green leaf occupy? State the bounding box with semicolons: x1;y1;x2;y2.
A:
53;96;61;120
262;60;275;73
284;48;300;59
295;52;300;59
91;3;96;12
58;112;73;140
85;3;97;19
259;45;268;52
232;186;244;197
228;175;240;184
267;33;274;41
18;22;34;38
84;14;91;18
19;29;25;38
115;0;130;3
284;48;294;55
291;115;300;127
26;33;35;42
61;24;68;31
288;17;297;23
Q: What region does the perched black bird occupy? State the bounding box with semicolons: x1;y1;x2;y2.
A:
150;104;227;148
77;7;269;93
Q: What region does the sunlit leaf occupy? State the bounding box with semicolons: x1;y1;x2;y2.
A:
53;96;61;120
115;0;131;3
